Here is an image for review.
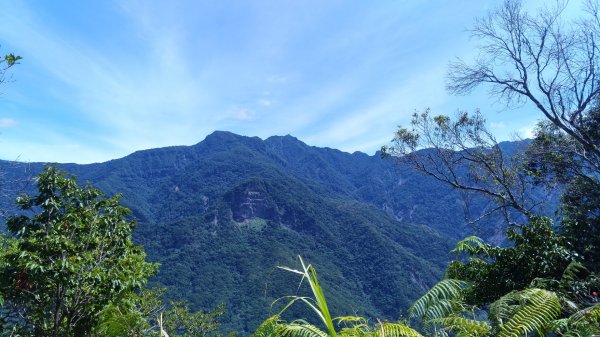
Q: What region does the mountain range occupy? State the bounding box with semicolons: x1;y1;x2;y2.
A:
0;131;528;334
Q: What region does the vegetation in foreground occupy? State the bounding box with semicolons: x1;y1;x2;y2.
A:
254;256;599;337
1;0;600;336
0;167;227;337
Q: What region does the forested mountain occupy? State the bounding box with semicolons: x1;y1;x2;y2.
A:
0;131;535;334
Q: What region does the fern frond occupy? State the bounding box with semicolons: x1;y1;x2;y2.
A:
431;330;450;337
495;288;560;337
252;315;281;337
427;316;491;337
421;299;462;322
409;279;467;320
450;236;488;255
548;317;600;337
339;327;367;337
547;317;570;333
275;321;329;337
561;261;588;284
335;316;367;325
372;322;424;337
488;291;519;324
561;326;600;337
570;303;600;324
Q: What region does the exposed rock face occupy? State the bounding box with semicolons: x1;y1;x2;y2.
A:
227;180;278;223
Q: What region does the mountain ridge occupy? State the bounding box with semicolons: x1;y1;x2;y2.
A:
0;131;528;334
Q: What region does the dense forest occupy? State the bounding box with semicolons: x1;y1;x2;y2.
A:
1;0;600;336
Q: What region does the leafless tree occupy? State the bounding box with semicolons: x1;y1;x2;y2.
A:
448;0;600;172
385;0;600;226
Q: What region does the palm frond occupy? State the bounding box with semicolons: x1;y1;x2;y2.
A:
334;316;369;337
274;256;337;337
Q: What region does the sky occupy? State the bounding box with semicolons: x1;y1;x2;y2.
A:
0;0;580;164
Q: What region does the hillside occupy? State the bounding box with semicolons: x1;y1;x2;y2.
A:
0;131;526;334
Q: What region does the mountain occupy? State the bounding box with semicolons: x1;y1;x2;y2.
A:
0;131;526;334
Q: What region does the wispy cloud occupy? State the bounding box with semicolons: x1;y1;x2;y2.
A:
228;107;255;121
0;0;540;163
0;118;16;128
516;125;537;139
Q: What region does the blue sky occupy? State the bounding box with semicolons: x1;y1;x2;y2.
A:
0;0;572;163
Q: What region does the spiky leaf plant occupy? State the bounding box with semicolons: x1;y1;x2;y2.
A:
252;256;424;337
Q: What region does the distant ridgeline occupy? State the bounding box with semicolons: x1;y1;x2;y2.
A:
0;131;551;334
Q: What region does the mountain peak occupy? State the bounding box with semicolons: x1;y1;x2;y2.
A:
265;134;307;147
202;130;245;142
196;131;264;151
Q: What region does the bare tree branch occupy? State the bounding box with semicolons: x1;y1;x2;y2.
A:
383;110;548;225
448;0;600;163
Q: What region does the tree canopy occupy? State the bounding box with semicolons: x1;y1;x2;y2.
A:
380;0;600;335
0;166;157;336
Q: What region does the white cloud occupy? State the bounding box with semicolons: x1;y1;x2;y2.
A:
490;121;506;129
266;75;288;83
516;125;536;139
303;62;449;153
229;108;255;121
257;99;272;107
0;118;16;128
0;0;536;163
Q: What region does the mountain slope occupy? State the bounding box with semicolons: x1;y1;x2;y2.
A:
0;131;519;334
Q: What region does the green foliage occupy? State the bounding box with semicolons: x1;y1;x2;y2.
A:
160;301;225;337
410;279;563;337
274;320;329;337
384;1;600;335
276;257;338;337
0;131;525;333
2;54;21;68
254;257;424;337
408;279;467;322
447;217;577;305
549;303;600;336
490;289;560;337
94;296;151;336
560;176;600;272
383;109;539;225
0;166;157;336
133;169;450;334
251;315;281;337
0;51;20;85
525;114;600;274
94;287;226;337
93;288;165;337
428;316;491;337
